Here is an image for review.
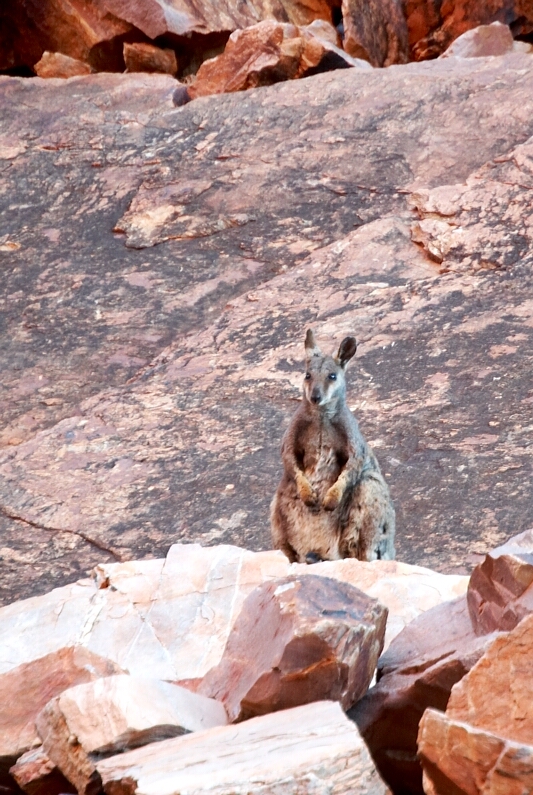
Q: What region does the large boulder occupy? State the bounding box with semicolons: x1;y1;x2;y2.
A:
467;528;533;634
188;20;369;100
350;595;499;794
33;52;92;79
342;0;409;66
9;747;73;795
36;676;227;795
441;21;515;58
198;574;387;721
96;701;389;795
418;611;533;794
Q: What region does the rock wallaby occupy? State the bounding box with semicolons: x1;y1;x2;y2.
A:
271;330;395;563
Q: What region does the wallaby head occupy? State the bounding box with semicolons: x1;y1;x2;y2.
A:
303;329;357;409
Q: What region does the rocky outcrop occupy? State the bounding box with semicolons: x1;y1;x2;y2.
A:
418;612;533;794
440;21;515;58
188;19;369;99
36;676;227;795
2;55;533;604
0;647;123;779
123;42;177;75
97;701;389;795
342;0;409;66
404;0;533;60
198;574;387;721
467;528;533;634
34;52;92;79
9;747;73;795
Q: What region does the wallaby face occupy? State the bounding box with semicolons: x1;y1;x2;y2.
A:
271;328;396;565
303;330;357;409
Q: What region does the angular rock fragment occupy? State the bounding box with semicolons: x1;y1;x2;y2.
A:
188;20;367;100
0;646;122;777
418;613;533;794
97;701;389;795
36;675;227;795
342;0;409;66
467;528;533;634
34;52;92;79
350;595;498;794
199;574;387;722
9;747;74;795
441;21;515;58
123;43;177;75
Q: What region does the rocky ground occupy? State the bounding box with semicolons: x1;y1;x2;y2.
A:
1;47;533;605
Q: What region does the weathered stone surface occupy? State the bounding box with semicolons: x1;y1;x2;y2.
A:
342;0;409;66
0;0;133;73
350;595;499;794
2;56;533;604
199;574;387;721
123;43;177;75
441;21;515;58
467;528;533;634
404;0;533;61
97;700;389;795
418;709;533;795
34;52;92;79
36;675;227;795
0;646;122;778
188;20;366;100
9;747;74;795
419;613;533;794
293;558;468;650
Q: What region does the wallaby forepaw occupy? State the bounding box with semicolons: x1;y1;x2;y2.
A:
298;480;318;507
323;486;341;511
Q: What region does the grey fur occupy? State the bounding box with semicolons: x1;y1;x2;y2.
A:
271;330;396;563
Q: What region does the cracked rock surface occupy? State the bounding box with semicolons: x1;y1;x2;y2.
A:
1;55;533;603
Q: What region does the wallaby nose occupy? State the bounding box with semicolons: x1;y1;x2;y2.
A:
310;388;321;404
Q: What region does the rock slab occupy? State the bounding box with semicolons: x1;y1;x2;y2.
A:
97;700;389;795
36;675;227;795
199;574;387;721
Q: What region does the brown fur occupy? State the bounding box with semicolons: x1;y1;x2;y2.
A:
271;330;395;563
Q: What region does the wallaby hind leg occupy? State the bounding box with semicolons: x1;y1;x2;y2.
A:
270;494;299;563
341;478;396;561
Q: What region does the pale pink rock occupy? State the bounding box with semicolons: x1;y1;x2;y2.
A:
199;574;387;721
36;675;227;795
97;701;389;795
34;52;92;79
441;22;515;58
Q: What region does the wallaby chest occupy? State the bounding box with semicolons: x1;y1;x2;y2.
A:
295;416;348;485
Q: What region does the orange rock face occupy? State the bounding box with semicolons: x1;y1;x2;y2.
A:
418;613;533;794
34;52;92;79
123;42;178;75
342;0;409;66
404;0;533;60
441;21;515;58
199;574;387;721
188;20;368;99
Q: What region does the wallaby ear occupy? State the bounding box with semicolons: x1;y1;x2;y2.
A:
336;336;357;368
304;329;321;358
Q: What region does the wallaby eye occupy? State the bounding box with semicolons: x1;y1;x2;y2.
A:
305;372;311;380
328;373;337;381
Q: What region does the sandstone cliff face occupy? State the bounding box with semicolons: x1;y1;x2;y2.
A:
1;52;533;604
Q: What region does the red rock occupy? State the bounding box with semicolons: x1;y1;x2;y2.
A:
418;613;533;794
96;701;389;795
441;21;515;58
123;42;177;75
405;0;533;60
1;0;133;73
467;529;533;634
199;574;387;721
36;675;227;795
188;20;366;99
0;646;123;775
350;596;499;794
342;0;409;66
34;52;92;79
9;747;74;795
